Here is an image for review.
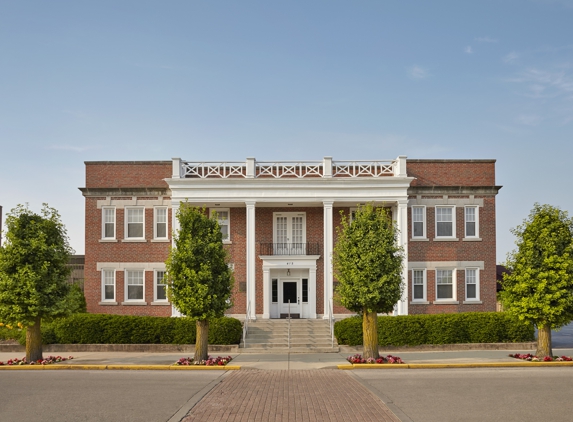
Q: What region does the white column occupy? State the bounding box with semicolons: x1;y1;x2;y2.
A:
171;201;182;317
396;200;409;315
172;158;182;178
323;201;334;319
246;201;257;320
262;267;270;319
309;267;317;319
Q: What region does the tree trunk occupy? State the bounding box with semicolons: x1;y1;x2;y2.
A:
194;319;209;362
536;323;552;358
362;309;379;360
26;316;43;363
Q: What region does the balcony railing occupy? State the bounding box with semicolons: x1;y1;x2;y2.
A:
259;242;322;256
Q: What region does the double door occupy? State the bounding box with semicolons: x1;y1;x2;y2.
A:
274;213;306;255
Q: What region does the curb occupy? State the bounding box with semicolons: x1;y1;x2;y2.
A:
0;364;241;371
338;361;573;369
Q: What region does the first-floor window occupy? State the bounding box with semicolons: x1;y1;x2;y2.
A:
102;270;115;301
436;269;454;300
155;270;167;301
271;279;278;303
126;270;144;301
302;278;308;303
412;269;426;301
465;269;479;300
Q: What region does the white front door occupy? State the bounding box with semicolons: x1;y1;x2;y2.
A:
279;278;301;317
274;213;306;255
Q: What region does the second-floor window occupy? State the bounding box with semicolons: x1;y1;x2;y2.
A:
154;207;168;239
211;208;230;241
465;206;478;238
412;206;426;238
436;206;455;238
126;208;145;239
102;208;115;239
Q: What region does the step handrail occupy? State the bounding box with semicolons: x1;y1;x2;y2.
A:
287;300;291;349
243;300;251;348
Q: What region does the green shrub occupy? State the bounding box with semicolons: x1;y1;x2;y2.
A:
334;312;535;346
44;314;242;345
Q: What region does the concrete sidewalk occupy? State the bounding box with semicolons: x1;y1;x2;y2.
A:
2;347;573;369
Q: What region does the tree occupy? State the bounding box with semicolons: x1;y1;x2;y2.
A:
0;204;74;362
332;204;404;359
500;203;573;358
165;205;233;362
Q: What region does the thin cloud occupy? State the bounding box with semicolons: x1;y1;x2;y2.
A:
509;67;573;98
47;145;95;153
464;46;473;54
516;115;543;126
503;52;519;64
407;66;429;80
475;36;498;43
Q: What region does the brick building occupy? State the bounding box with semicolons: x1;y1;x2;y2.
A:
80;157;501;319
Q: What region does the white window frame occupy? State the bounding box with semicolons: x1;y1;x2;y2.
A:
411;206;426;239
211;208;230;242
464;206;479;239
102;207;116;240
435;206;456;239
465;268;480;301
124;269;145;302
154;207;168;240
411;269;427;302
435;269;457;302
125;207;145;240
101;269;116;302
154;269;168;302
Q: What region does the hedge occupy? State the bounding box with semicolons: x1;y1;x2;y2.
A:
17;314;242;345
334;312;535;346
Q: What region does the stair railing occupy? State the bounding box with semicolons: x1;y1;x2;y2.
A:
329;298;334;348
242;301;251;348
288;299;291;349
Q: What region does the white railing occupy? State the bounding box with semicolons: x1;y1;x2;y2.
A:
329;298;334;348
242;301;251;349
178;158;400;179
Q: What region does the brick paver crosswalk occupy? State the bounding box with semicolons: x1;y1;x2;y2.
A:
182;369;400;422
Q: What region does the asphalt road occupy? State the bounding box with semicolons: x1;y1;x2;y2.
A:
0;370;224;422
352;367;573;422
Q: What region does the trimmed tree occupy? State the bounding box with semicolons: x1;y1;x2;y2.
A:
165;205;233;362
332;204;404;359
0;204;74;362
500;203;573;358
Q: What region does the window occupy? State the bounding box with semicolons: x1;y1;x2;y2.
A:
412;269;426;301
436;206;455;238
465;206;478;238
302;278;308;303
465;269;480;301
211;208;230;241
349;207;357;223
412;206;426;238
126;208;145;239
154;207;168;239
155;270;167;301
102;270;115;301
125;270;144;301
436;269;455;300
102;208;115;239
272;279;278;303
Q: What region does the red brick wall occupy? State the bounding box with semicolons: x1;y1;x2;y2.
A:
408;160;496;187
85;161;171;188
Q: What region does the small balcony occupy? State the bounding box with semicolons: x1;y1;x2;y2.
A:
259;242;322;256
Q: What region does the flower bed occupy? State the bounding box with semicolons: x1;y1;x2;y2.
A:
174;355;233;366
0;355;73;366
509;353;573;362
347;354;405;364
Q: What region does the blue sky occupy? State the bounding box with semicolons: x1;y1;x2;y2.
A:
1;0;572;261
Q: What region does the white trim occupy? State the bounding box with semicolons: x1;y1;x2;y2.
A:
411;269;427;302
435;268;457;302
101;269;116;302
210;207;230;241
246;202;256;320
153;207;168;240
154;269;168;302
97;262;166;270
101;207;116;240
464;206;479;239
96;198;172;209
411;205;426;239
124;269;145;302
125;207;145;240
435;205;456;239
464;268;480;301
407;261;484;270
323;201;334;320
408;198;484;207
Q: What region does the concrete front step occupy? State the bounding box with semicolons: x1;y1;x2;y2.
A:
239;346;340;354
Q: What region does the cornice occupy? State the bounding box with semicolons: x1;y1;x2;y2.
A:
79;187;170;197
408;185;502;195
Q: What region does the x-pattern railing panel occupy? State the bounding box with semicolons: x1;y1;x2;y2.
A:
182;162;247;178
333;161;395;177
256;162;324;178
